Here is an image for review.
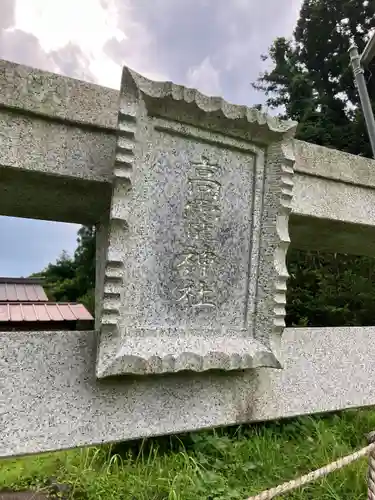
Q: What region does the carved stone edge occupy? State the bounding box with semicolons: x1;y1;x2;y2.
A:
98;72;138;346
273;140;295;342
96;346;281;378
123;67;297;138
97;68;294;378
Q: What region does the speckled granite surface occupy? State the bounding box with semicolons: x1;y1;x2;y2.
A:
96;66;296;377
2;60;375;459
1;326;375;458
1;59;375;253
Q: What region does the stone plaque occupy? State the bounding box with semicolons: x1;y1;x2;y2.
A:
96;67;296;378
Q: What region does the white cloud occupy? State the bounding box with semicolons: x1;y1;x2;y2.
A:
12;0;169;88
6;0;302;98
0;0;303;276
15;0;124;52
13;0;126;88
218;0;302;71
186;57;221;96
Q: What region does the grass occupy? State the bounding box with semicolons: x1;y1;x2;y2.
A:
1;409;375;499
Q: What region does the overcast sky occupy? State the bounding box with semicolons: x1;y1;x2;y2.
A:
0;0;302;277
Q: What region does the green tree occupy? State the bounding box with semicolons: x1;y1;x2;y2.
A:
32;226;96;314
254;0;375;327
286;251;375;327
73;225;96;300
254;0;375;156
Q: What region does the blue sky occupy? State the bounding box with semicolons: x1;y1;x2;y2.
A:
0;0;302;277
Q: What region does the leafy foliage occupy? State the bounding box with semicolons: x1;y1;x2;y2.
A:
287;250;375;326
254;0;375;327
254;0;375;156
31;226;96;314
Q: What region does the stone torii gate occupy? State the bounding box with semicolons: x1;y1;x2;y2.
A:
1;59;375;458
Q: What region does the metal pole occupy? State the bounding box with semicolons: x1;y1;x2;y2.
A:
349;42;375;158
360;31;375;67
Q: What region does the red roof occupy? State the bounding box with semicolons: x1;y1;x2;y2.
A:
0;303;93;322
0;278;48;302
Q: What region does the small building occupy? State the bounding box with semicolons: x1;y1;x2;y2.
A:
0;277;94;331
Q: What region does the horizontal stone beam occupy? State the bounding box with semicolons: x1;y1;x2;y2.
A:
290;174;375;256
3;61;375;186
1;326;374;457
1;59;375;255
293;139;375;189
0;60;119;129
1;167;111;225
2;60;375;460
291;140;375;255
0;60;117;224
